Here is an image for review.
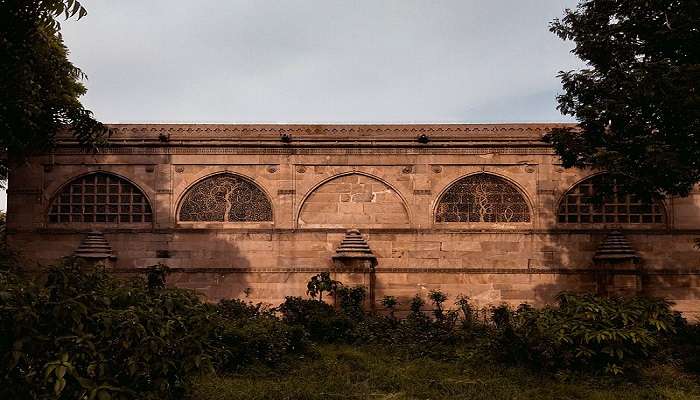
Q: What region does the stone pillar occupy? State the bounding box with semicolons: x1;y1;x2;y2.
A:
331;230;378;311
593;231;641;297
73;231;117;268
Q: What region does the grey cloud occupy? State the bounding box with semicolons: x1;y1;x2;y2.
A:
60;0;582;123
1;0;583;210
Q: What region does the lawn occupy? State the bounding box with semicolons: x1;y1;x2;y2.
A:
190;345;700;400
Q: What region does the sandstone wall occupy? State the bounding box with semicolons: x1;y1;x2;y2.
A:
6;124;700;315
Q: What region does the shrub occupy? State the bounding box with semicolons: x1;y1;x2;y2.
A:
409;295;425;315
495;292;678;374
381;296;398;320
305;272;339;302
209;302;308;371
0;259;214;400
335;285;366;320
216;298;271;320
428;289;448;320
669;317;700;374
278;296;353;342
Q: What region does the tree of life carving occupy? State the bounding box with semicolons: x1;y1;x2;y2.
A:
435;174;530;223
178;174;272;222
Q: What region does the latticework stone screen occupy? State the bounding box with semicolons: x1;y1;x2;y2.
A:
558;174;665;224
179;174;272;222
435;174;530;223
48;173;152;224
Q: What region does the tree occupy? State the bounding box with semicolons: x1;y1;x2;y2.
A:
306;272;339;302
546;0;700;198
0;0;107;184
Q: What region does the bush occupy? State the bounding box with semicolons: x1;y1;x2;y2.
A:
335;285;366;320
209;299;309;371
0;259;214;400
669;317;700;374
278;296;353;342
495;292;678;374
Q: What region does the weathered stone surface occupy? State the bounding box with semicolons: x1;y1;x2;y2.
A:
6;123;700;315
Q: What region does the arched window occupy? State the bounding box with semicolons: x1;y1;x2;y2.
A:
178;174;272;222
48;173;152;224
557;174;665;224
435;174;531;223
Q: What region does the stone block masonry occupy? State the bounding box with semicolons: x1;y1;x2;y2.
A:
6;124;700;316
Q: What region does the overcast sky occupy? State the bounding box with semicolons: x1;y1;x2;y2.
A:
0;0;583;211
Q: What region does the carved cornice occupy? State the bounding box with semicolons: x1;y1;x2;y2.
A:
55;123;575;144
49;146;555;155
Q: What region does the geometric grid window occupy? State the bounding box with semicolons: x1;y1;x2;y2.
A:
48;173;152;224
557;174;665;224
178;173;272;222
435;173;531;223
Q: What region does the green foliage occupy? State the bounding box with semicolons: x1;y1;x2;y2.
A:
209;299;309;372
381;295;398;320
145;262;170;291
671;320;700;374
455;295;477;329
335;285;366;320
190;344;700;400
0;0;108;183
545;0;700;197
428;289;448;320
0;259;214;400
495;292;678;374
278;296;352;343
305;272;339;302
409;294;425;315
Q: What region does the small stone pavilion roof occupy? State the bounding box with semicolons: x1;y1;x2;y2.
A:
73;231;115;259
593;231;640;262
332;230;377;262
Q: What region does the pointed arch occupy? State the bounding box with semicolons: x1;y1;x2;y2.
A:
435;173;531;223
48;172;153;224
557;173;666;225
177;172;273;222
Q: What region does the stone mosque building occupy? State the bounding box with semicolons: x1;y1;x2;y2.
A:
5;124;700;314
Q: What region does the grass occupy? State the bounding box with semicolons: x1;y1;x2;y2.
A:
189;345;700;400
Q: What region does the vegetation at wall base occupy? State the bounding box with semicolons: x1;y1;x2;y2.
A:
1;265;699;399
189;345;700;400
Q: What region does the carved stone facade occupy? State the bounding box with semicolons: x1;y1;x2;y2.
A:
6;124;700;315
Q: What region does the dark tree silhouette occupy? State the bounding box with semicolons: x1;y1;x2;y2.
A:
546;0;700;198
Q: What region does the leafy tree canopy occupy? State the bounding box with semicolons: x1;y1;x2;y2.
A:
0;0;107;183
546;0;700;198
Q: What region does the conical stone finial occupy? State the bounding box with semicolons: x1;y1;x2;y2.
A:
593;231;639;262
73;231;115;260
332;229;377;267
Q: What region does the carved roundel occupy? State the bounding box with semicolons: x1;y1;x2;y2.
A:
179;174;272;222
436;173;531;223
